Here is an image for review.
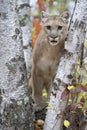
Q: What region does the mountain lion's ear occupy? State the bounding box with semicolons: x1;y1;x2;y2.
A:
41;11;50;23
61;11;69;23
42;11;50;18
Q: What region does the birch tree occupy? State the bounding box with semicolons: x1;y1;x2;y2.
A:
0;0;34;129
44;0;87;130
17;0;32;77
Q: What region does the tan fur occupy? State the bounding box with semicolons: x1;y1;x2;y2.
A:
31;12;69;111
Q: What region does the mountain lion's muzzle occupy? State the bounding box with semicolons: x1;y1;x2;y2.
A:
48;36;60;46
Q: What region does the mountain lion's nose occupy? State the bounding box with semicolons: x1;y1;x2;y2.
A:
51;35;58;39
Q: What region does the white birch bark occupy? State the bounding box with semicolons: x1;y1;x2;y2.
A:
44;0;87;130
17;0;32;77
0;0;34;129
84;32;87;61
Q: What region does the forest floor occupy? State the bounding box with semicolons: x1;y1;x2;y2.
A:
34;107;85;130
35;107;47;130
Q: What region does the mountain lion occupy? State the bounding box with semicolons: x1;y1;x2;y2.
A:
31;11;69;111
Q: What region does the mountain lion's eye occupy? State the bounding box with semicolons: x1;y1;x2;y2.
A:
47;26;51;30
58;26;62;30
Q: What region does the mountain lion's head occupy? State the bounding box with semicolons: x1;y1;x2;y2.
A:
41;11;69;46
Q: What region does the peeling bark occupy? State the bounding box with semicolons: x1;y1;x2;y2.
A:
0;0;34;130
44;0;87;130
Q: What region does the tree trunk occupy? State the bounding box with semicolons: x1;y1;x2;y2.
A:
0;0;34;130
17;0;32;77
43;0;87;130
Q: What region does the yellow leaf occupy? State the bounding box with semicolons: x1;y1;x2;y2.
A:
78;105;83;109
64;120;70;128
81;92;87;97
42;89;47;97
84;38;87;48
82;81;87;88
67;85;74;90
46;101;50;104
42;92;47;97
46;105;54;109
69;99;72;103
31;27;36;34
